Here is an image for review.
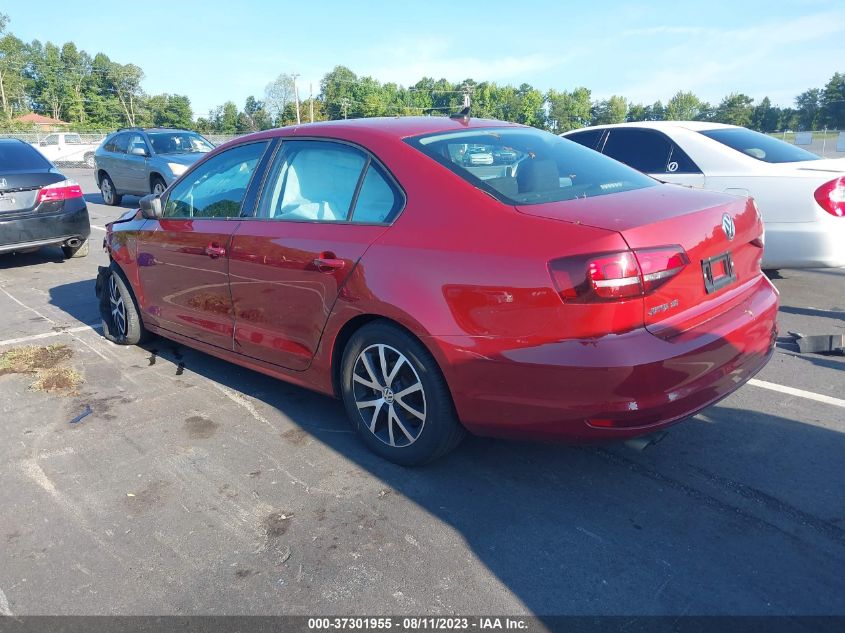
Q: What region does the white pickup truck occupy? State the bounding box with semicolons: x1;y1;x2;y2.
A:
31;132;100;167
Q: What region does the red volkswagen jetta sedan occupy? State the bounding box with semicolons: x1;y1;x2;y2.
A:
98;116;778;465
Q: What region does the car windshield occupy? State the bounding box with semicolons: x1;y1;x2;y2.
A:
147;132;214;155
699;128;820;164
0;142;52;171
407;127;656;205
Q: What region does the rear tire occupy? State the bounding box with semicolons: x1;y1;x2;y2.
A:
100;263;150;345
100;174;122;206
340;321;465;466
62;240;89;259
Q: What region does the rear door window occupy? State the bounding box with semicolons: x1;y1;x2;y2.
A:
602;129;673;174
110;133;130;154
565;129;604;151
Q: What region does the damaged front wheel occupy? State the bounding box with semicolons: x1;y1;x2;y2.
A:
97;264;151;345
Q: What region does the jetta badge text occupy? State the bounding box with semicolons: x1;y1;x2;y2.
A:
722;213;736;241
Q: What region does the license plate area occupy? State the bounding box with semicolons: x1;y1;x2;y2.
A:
702;251;736;294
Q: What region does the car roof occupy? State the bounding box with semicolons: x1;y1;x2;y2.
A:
566;121;738;133
232;116;526;145
0;138;30;145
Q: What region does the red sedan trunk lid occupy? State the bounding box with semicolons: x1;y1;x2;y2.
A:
517;184;763;337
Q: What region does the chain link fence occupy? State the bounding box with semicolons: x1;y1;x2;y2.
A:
772;130;845;158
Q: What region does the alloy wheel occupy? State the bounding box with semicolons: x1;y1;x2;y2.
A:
101;178;113;204
108;274;127;338
352;344;427;447
153;181;166;196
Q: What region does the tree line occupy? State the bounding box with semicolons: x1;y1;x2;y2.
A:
1;13;843;135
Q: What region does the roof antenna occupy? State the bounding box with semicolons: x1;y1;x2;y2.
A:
450;106;471;122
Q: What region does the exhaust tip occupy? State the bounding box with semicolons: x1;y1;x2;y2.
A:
624;431;668;452
64;238;81;248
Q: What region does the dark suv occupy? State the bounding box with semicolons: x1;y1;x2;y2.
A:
93;128;214;205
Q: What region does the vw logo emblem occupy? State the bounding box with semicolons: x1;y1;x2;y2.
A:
722;213;736;241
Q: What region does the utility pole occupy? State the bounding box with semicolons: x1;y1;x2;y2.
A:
292;73;301;125
309;82;314;123
340;98;350;120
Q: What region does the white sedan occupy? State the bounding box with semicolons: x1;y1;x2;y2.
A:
562;121;845;269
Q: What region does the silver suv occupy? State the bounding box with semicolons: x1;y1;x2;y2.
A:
93;128;214;205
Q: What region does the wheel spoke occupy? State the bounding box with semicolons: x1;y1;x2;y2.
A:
378;345;389;385
394;382;421;399
387;406;397;446
356;397;383;410
395;397;425;421
385;355;406;387
359;352;381;389
393;414;416;443
368;400;383;432
353;373;380;390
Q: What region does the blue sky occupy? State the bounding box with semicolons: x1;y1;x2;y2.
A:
3;0;844;115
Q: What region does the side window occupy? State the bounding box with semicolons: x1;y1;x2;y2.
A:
111;134;130;154
352;163;402;224
127;134;148;155
602;129;671;174
44;135;59;146
65;134;82;145
163;142;268;219
258;140;367;222
666;142;701;174
565;129;603;151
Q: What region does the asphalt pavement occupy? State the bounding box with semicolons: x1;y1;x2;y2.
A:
0;168;843;616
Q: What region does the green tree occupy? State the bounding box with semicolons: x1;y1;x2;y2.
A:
145;93;193;128
820;72;845;129
665;91;702;120
794;88;821;130
751;96;780;133
320;65;358;119
591;95;627;125
264;73;295;123
714;93;754;127
547;87;591;131
0;28;29;121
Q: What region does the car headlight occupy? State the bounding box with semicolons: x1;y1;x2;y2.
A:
167;163;188;177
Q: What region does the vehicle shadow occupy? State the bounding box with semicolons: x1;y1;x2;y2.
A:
779;305;845;321
0;247;66;269
84;192;140;208
47;278;99;325
43;282;845;615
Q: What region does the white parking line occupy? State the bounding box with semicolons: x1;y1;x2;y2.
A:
0;324;103;347
748;378;845;409
0;585;11;616
91;225;106;231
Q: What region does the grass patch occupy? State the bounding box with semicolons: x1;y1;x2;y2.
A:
0;344;82;394
0;344;73;375
31;367;83;393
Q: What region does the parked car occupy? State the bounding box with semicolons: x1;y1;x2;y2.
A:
97;117;778;465
562;122;845;269
31;132;100;168
0;139;90;258
464;146;494;165
94;127;214;205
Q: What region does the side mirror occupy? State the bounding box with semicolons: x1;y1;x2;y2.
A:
139;194;163;220
129;146;148;157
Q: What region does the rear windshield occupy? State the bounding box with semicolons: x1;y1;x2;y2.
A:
699;128;820;164
0;142;52;170
147;132;214;155
406;127;656;205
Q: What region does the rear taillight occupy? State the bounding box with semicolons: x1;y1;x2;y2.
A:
35;179;83;205
814;177;845;217
549;246;688;303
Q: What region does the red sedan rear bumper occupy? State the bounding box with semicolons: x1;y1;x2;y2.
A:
428;276;779;442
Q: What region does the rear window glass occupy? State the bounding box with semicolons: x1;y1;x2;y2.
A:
0;142;52;170
407;127;656;205
700;128;820;164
